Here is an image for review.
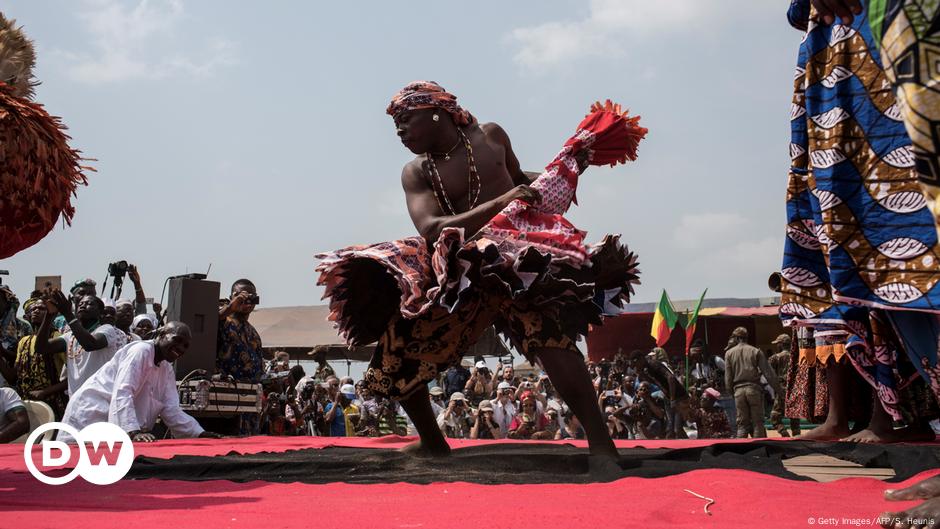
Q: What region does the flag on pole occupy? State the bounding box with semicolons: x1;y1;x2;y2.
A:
683;289;708;354
650;290;678;347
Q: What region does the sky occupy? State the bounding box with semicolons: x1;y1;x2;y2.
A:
1;0;800;310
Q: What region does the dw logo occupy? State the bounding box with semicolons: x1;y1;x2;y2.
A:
23;422;135;485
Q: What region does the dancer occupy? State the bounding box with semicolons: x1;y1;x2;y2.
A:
317;81;645;458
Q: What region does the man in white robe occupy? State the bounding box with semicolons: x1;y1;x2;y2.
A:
60;322;221;443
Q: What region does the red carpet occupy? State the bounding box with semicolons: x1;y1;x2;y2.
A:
2;437;937;529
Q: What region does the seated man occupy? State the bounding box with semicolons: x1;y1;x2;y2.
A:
0;386;29;443
59;322;220;443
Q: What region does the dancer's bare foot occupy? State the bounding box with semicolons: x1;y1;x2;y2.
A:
798;421;850;441
399;438;451;457
844;424;935;444
885;475;940;502
879;496;940;528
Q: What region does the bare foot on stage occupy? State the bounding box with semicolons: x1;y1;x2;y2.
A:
798;421;850;441
843;424;936;444
399;438;451;457
885;475;940;502
879;496;940;528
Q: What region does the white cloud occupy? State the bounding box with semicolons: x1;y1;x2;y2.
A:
61;0;235;84
509;0;760;71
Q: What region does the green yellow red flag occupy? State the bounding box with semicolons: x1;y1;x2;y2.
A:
650;290;678;347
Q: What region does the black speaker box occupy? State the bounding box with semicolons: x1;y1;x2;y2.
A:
166;278;220;380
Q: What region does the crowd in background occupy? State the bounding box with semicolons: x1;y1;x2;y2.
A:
0;266;791;443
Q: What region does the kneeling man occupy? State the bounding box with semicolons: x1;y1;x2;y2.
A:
61;322;220;443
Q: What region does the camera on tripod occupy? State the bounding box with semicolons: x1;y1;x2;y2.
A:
108;260;129;286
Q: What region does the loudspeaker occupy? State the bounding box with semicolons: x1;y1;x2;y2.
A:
166;278;221;380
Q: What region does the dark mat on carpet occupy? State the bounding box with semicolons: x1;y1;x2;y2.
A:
126;441;940;485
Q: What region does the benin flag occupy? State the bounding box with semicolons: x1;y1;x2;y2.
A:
684;289;708;354
650;290;678;347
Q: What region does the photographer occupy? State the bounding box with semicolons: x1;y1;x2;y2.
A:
464;360;493;406
491;381;517;437
437;392;473;439
508;392;549;440
299;382;327;436
376;397;409;436
689;387;732;439
627;381;666;439
261;391;302;436
629;349;691;439
323;384;360;437
556;409;585;440
470;400;501;439
217;278;264;435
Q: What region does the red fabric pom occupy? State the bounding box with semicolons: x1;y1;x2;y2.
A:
0;82;90;259
570;100;648;167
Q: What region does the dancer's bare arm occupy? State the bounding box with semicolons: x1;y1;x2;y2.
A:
811;0;862;25
402;164;540;242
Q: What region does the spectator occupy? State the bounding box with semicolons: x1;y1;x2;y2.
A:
261;392;302;436
628;381;667;439
130;314;157;340
311;346;335;382
508;392;550;440
724;327;780;438
629;349;691;439
690;387;732;439
101;300;116;326
36;291;127;396
376;398;409;436
0;386;29;443
217;278;264;435
268;351;291;374
298;382;326;436
52;279;96;332
688;339;725;391
443;364;471;400
464;361;493;406
437;391;473;439
59;322;221;443
11;296;67;418
325;376;340;400
605;405;631;439
470;400;501;439
0;285;32;389
491;381;517;437
556;409;585;440
113;299;140;342
429;386;446;417
495;362;521;391
323;383;360;437
768;333;799;437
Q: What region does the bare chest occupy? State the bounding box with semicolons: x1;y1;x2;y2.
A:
423;128;515;214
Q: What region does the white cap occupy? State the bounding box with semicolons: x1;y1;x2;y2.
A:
497;381;513;391
449;392;466;403
340;384;356;398
475;361;487;369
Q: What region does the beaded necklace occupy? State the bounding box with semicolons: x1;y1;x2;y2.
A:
425;128;481;215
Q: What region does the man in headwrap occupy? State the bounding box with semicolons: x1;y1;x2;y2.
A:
317;81;645;460
0;285;31;388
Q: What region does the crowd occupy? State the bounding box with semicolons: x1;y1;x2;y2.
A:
0;265;791;443
257;327;790;441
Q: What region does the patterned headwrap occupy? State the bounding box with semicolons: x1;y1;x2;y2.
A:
22;297;41;312
386;81;474;126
